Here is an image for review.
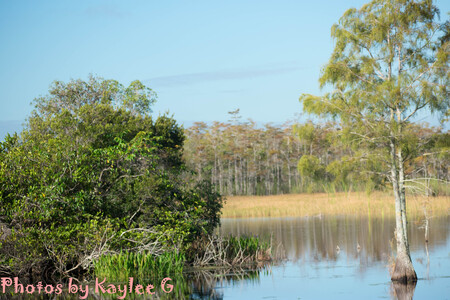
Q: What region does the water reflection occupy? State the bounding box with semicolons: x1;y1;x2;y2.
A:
219;215;449;299
1;268;265;300
2;216;448;299
186;267;263;300
391;281;417;300
220;215;449;264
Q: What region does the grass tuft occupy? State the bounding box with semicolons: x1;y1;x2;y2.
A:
94;251;185;282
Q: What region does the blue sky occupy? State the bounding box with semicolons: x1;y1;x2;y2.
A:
1;0;449;136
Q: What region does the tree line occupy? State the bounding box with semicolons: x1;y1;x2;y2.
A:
183;115;449;196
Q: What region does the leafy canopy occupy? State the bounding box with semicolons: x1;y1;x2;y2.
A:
300;0;449;181
0;76;223;280
301;0;449;131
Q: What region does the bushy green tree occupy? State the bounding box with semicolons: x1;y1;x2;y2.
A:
297;155;325;192
0;76;223;281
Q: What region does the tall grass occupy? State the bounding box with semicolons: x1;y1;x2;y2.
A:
94;251;185;282
222;191;450;218
226;235;270;259
191;235;274;267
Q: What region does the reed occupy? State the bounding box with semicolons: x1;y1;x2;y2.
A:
94;251;185;282
191;235;273;267
226;235;270;259
222;191;450;218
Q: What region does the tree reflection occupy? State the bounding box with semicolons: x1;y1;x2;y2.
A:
221;215;449;269
391;281;417;300
1;267;266;300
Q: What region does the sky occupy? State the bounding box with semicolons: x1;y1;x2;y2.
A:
1;0;449;138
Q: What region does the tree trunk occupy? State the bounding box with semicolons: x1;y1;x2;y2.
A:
398;148;408;247
390;141;417;283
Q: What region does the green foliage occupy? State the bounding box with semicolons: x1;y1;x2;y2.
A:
186;234;272;267
94;251;185;282
31;75;156;119
298;155;325;181
183;118;446;195
225;235;269;259
0;76;223;281
293;123;316;149
299;0;449;195
302;0;448;128
1;216;121;280
191;180;224;233
299;0;448;278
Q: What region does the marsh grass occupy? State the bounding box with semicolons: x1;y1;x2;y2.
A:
226;235;271;262
222;191;449;218
93;235;273;283
94;251;185;282
191;235;274;267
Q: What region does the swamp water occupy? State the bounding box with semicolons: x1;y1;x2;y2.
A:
214;215;450;300
4;215;448;299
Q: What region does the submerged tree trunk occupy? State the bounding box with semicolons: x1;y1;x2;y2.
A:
390;141;417;283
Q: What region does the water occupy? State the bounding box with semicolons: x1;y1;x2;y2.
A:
4;215;447;299
212;215;450;300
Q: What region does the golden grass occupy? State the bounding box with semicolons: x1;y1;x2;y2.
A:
222;191;450;218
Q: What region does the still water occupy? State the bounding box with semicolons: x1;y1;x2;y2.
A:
204;215;450;300
4;215;447;299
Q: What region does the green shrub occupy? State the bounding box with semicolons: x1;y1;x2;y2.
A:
0;76;223;281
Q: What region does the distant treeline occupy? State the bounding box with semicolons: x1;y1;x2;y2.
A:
184;117;449;196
